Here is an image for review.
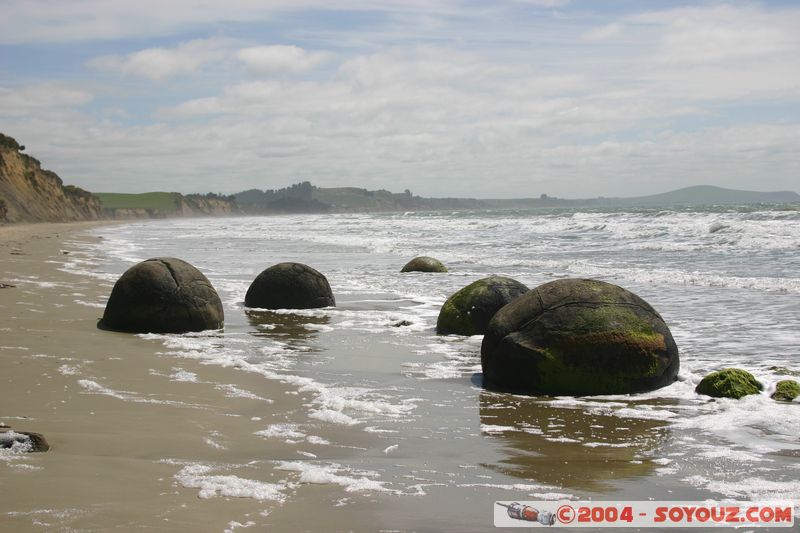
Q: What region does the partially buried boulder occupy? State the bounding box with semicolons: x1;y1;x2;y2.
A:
0;430;50;452
771;380;800;402
401;256;447;273
99;257;224;333
695;368;762;399
245;262;335;310
481;278;679;396
437;276;529;336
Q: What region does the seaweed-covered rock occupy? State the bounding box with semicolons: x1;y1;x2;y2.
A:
481;278;679;396
99;257;223;333
771;380;800;402
245;262;335;310
401;256;447;273
695;368;763;399
437;276;529;336
0;430;50;452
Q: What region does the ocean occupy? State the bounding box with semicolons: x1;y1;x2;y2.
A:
62;206;800;530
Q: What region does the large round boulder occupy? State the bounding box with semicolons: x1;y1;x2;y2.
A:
437;276;529;336
99;257;224;333
772;380;800;402
245;262;335;310
695;368;763;399
481;278;679;396
401;256;447;273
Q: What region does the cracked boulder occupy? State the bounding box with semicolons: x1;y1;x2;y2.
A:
99;257;224;333
245;262;335;310
481;278;679;396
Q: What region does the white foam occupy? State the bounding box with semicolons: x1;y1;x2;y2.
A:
175;463;286;502
276;461;391;493
255;424;306;442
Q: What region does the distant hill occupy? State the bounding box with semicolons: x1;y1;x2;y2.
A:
94;191;239;218
604;185;800;207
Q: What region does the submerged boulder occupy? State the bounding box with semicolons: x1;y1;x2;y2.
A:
0;430;50;452
695;368;763;399
771;380;800;402
99;257;224;333
245;262;335;310
481;278;679;396
437;276;529;336
401;256;447;273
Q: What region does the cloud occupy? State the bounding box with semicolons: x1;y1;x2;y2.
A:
628;4;800;65
0;0;465;44
583;23;621;41
89;38;237;81
237;45;329;75
0;83;93;117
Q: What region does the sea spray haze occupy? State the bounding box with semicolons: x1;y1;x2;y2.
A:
67;205;800;529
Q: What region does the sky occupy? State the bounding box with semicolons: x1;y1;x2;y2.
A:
1;1;798;199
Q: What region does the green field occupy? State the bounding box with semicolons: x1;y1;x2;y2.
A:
94;192;179;210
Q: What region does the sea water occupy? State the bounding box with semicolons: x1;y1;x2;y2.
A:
65;206;800;528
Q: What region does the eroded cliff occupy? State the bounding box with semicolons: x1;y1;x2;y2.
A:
0;134;105;224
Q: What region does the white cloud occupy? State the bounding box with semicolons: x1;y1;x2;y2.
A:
237;45;329;75
89;38;237;81
0;0;465;44
583;22;621;41
0;84;93;117
628;5;800;65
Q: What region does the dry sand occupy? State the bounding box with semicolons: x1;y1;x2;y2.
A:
0;222;378;532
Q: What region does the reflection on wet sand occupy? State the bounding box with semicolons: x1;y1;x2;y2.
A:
479;391;669;491
246;310;330;349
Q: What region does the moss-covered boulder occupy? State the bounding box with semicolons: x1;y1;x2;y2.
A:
99;257;224;333
695;368;763;399
401;256;447;273
771;380;800;402
245;262;335;310
481;278;679;396
437;276;529;336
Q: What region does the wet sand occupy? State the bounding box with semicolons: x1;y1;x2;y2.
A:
0;223;357;531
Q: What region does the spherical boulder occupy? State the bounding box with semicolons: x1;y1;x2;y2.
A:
245;262;335;310
771;380;799;402
481;278;679;396
401;256;447;273
99;257;223;333
437;276;529;336
695;368;763;399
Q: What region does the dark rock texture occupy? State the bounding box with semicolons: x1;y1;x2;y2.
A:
0;430;50;452
695;368;763;399
245;262;335;310
437;276;529;336
771;380;800;402
400;256;447;273
99;257;224;333
481;278;679;396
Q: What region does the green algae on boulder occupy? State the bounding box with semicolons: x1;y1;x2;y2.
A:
481;278;679;396
437;276;529;336
245;262;335;310
99;257;224;334
695;368;763;399
771;380;800;402
400;256;447;273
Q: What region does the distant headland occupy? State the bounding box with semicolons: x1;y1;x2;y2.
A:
2;133;798;224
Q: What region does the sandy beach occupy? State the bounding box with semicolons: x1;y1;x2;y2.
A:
0;223;361;532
